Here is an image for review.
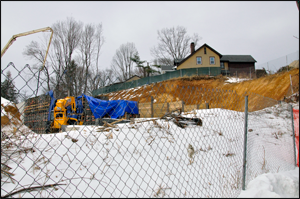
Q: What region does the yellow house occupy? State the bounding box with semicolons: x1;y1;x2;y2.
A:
176;43;222;70
176;43;256;77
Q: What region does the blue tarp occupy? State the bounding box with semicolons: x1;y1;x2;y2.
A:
45;90;56;121
46;90;139;121
82;94;139;119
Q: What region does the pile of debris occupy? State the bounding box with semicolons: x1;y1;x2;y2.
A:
283;92;299;103
92;108;202;131
160;108;202;128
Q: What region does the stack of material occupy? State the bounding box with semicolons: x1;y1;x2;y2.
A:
24;95;50;134
81;97;95;125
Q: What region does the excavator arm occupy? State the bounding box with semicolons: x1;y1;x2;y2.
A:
1;27;53;70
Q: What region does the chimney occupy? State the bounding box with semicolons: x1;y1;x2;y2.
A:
190;42;195;54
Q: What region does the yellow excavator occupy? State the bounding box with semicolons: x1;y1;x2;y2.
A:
1;27;53;69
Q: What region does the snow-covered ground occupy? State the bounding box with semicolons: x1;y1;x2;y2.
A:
1;97;299;198
238;167;299;198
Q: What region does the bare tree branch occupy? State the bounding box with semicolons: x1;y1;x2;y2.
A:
151;26;202;66
22;17;105;98
111;42;139;82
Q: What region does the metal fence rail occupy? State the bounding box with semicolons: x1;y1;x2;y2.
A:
256;50;299;73
1;62;297;198
92;67;221;96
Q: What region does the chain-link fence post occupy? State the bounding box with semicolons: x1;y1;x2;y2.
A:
151;96;154;118
290;104;297;167
242;95;248;190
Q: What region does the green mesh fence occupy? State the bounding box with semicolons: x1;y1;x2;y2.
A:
92;67;222;96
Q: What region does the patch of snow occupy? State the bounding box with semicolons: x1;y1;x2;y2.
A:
1;97;14;107
238;167;299;198
225;77;250;83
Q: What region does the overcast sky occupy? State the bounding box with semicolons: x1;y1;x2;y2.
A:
1;1;299;96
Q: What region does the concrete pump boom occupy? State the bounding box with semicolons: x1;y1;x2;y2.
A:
1;27;53;70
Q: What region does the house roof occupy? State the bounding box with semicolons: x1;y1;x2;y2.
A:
174;59;184;64
177;43;223;67
161;65;174;71
221;55;257;63
125;75;141;82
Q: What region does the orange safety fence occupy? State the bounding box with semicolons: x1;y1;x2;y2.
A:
293;109;299;167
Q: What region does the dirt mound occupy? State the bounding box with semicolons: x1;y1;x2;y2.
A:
1;104;22;127
105;68;299;106
1;98;34;140
289;60;299;68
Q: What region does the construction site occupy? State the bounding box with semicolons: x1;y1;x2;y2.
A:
1;67;299;135
1;2;299;197
1;26;299;135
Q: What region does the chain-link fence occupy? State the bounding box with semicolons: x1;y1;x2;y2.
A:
92;67;221;96
256;50;299;74
1;63;297;198
244;92;297;188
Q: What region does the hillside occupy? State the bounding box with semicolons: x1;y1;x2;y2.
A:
103;68;299;106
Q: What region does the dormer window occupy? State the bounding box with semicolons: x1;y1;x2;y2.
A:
204;47;206;54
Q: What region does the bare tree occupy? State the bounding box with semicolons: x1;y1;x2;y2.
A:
23;37;53;93
132;66;144;78
87;68;113;94
111;42;139;82
23;17;83;98
152;57;173;67
79;23;105;94
52;17;83;97
18;89;31;102
151;26;202;65
23;17;105;98
94;24;105;74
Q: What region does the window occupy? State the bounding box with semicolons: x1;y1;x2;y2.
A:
56;113;63;118
221;62;224;69
210;57;215;65
204;47;206;54
196;57;202;64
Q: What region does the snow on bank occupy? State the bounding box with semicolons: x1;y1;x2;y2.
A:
238;167;299;198
1;97;13;107
237;101;299;198
225;77;250;84
1;98;298;197
1;108;245;197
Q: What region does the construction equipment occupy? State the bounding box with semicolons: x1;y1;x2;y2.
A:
45;94;85;133
43;91;139;133
50;96;84;131
1;27;54;69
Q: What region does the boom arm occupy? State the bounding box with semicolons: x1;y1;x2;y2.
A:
1;27;54;70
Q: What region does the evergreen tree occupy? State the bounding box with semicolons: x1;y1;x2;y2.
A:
1;71;18;103
130;55;161;77
130;54;147;77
